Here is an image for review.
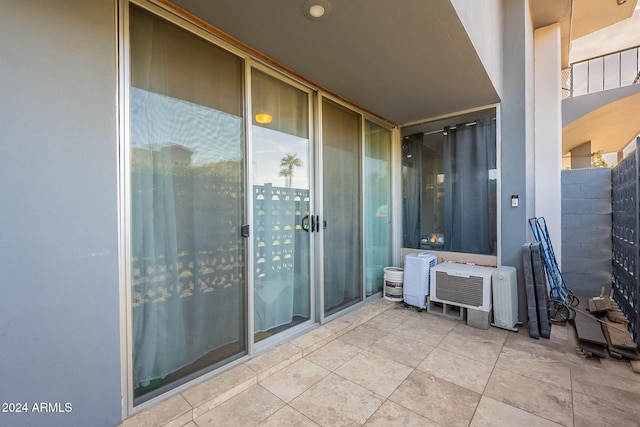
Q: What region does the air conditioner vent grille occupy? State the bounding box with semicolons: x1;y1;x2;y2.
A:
434;271;484;307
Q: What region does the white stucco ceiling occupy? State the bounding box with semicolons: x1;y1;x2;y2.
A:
526;0;637;67
164;0;636;142
169;0;499;125
571;0;639;40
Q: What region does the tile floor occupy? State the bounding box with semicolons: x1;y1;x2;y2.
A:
121;298;640;427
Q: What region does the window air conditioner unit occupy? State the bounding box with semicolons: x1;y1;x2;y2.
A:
430;263;495;312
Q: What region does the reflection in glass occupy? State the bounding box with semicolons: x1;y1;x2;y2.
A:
130;5;246;404
402;114;497;255
251;69;311;342
364;121;392;296
323;100;362;316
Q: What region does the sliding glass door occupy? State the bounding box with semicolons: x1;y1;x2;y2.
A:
364;121;392;297
129;5;247;404
126;4;395;407
251;68;312;342
321;99;363;317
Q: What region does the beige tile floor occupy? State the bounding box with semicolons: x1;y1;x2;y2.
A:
121;298;640;427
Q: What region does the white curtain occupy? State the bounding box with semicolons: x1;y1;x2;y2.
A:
130;6;245;393
251;70;311;336
364;121;392;296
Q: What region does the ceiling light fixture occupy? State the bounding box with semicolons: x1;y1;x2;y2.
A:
302;0;332;21
617;0;627;5
309;5;325;18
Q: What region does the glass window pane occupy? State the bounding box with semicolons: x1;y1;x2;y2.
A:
572;61;588;96
251;69;311;342
402;113;496;255
252;70;308;138
365;121;392;296
130;5;246;404
322;99;362;316
588;57;604;93
621;48;639;87
604;53;620;91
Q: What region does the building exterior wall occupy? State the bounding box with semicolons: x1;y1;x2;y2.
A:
500;0;535;324
0;1;122;426
571;141;593;169
534;24;563;267
0;0;557;424
561;168;612;296
450;0;504;98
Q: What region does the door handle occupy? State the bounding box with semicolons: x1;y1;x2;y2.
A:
302;215;322;233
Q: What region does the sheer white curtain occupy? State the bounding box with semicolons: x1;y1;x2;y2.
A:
130;6;245;395
251;70;311;336
364;121;392;296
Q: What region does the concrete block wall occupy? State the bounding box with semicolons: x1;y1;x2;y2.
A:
561;168;612;297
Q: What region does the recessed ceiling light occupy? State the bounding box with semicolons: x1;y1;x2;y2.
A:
309;5;325;18
302;0;332;21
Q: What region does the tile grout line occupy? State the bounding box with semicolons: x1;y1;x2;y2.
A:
136;300;395;427
465;326;508;426
570;365;575;427
222;302;394;421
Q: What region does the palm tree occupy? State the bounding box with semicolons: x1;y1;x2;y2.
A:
279;153;303;188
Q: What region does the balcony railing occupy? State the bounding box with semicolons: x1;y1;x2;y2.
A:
563;45;640;99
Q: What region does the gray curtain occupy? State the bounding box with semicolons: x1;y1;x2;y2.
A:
402;135;422;248
443;117;496;254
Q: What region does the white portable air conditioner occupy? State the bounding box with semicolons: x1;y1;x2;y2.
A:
491;266;518;331
403;252;437;310
430;263;495;312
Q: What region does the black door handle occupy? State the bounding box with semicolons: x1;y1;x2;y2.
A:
302;215;323;233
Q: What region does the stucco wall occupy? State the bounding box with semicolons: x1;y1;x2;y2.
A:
534;24;563;267
561;168;612;297
500;0;536;324
450;0;504;98
0;1;121;426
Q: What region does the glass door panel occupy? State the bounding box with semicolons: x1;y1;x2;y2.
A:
364;121;392;296
129;5;246;404
322;99;362;317
251;69;311;342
